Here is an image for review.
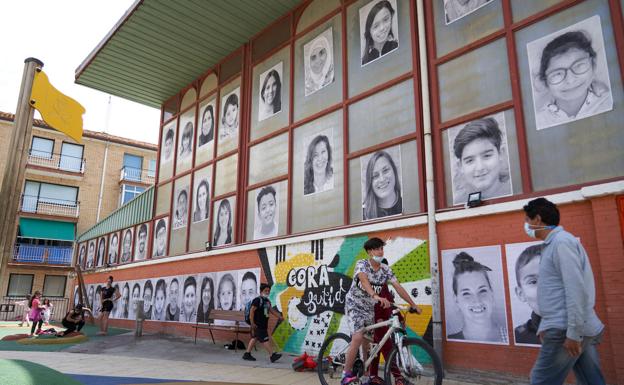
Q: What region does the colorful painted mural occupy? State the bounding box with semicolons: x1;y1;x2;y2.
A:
258;235;433;355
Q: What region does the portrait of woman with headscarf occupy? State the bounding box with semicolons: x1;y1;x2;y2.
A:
304;27;335;97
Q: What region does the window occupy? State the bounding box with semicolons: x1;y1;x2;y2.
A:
21;181;78;211
147;159;157;178
123;154;143;181
59;142;84;172
43;275;67;297
120;184;146;206
30;137;54;159
7;274;33;297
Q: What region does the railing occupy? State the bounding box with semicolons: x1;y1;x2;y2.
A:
12;244;73;266
1;296;69;322
27;150;85;174
119;166;155;184
20;194;80;218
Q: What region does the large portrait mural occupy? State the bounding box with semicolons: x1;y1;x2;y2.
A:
505;241;543;347
447;112;513;206
441;245;509;345
304;27;335;97
359;0;400;67
527;15;613;130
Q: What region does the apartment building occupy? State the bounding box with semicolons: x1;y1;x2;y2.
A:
0;111;156;317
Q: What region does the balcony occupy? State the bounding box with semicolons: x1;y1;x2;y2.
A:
11;244;73;266
27;150;85;174
20;195;80;218
119;166;155;185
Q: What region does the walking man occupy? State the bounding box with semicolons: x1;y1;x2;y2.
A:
523;198;605;385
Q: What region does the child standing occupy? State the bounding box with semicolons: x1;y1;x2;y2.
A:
42;298;53;326
28;291;45;336
242;283;283;363
17;294;31;327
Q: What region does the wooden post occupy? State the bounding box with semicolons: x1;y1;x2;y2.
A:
0;58;43;281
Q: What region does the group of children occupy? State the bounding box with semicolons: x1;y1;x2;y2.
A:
17;289;99;338
17;292;54;336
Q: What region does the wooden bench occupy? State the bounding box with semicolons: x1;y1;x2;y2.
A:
191;309;251;350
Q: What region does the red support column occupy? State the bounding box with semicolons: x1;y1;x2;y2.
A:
590;195;624;384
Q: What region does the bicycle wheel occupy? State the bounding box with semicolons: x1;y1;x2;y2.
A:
317;332;352;385
384;337;443;385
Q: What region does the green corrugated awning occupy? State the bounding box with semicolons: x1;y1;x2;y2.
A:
75;0;302;108
19;218;75;241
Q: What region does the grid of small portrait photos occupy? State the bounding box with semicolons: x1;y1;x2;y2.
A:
78;268;260;323
143;0;622;263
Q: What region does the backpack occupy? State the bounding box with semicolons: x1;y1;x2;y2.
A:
244;296;265;324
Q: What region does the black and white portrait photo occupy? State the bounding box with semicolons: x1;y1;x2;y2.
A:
130;281;142;320
505;241;543;346
443;0;493;25
216;272;237;311
442;245;509;345
197;100;215;149
96;236;107;267
166;277;181;321
152;217;168;258
527;15;613;130
134;223;149;261
304;27;335;97
197;274;216;323
258;62;283;121
447;112;513;206
120;228;134;264
142;280;153;320
192;178;210;223
360;145;403;221
173;185;189;230
108;232;119;265
152;278;167;321
178;120;194;163
77;243;86;268
359;0;400;66
180;275;198;323
161;122;176;165
86;240;96;269
219;88;240;141
238;270;259;311
253;185;279;240
213;197;234;247
118;282;130;319
303;129;334;196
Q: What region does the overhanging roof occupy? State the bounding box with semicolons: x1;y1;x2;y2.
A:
75;0;301;109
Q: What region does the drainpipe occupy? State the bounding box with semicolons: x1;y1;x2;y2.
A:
96;96;112;222
416;0;443;360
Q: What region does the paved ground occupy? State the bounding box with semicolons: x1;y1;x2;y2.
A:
0;330;530;385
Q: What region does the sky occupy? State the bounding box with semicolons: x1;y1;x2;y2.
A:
0;1;161;144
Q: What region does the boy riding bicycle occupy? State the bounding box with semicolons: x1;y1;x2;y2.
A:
342;237;421;385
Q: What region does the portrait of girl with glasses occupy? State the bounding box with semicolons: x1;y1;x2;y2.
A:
527;16;613;130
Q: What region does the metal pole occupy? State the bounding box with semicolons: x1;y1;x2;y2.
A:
0;58;43;281
415;0;443;361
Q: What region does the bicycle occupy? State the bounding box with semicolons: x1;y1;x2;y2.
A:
317;304;443;385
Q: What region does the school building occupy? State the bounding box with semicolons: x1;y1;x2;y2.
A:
0;111;157;319
73;1;624;383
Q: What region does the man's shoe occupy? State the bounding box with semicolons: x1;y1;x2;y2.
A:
270;352;282;363
242;352;256;361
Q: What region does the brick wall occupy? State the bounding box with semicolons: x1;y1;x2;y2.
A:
79;198;623;384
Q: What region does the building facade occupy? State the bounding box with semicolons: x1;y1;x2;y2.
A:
74;1;624;383
0;111;156;318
